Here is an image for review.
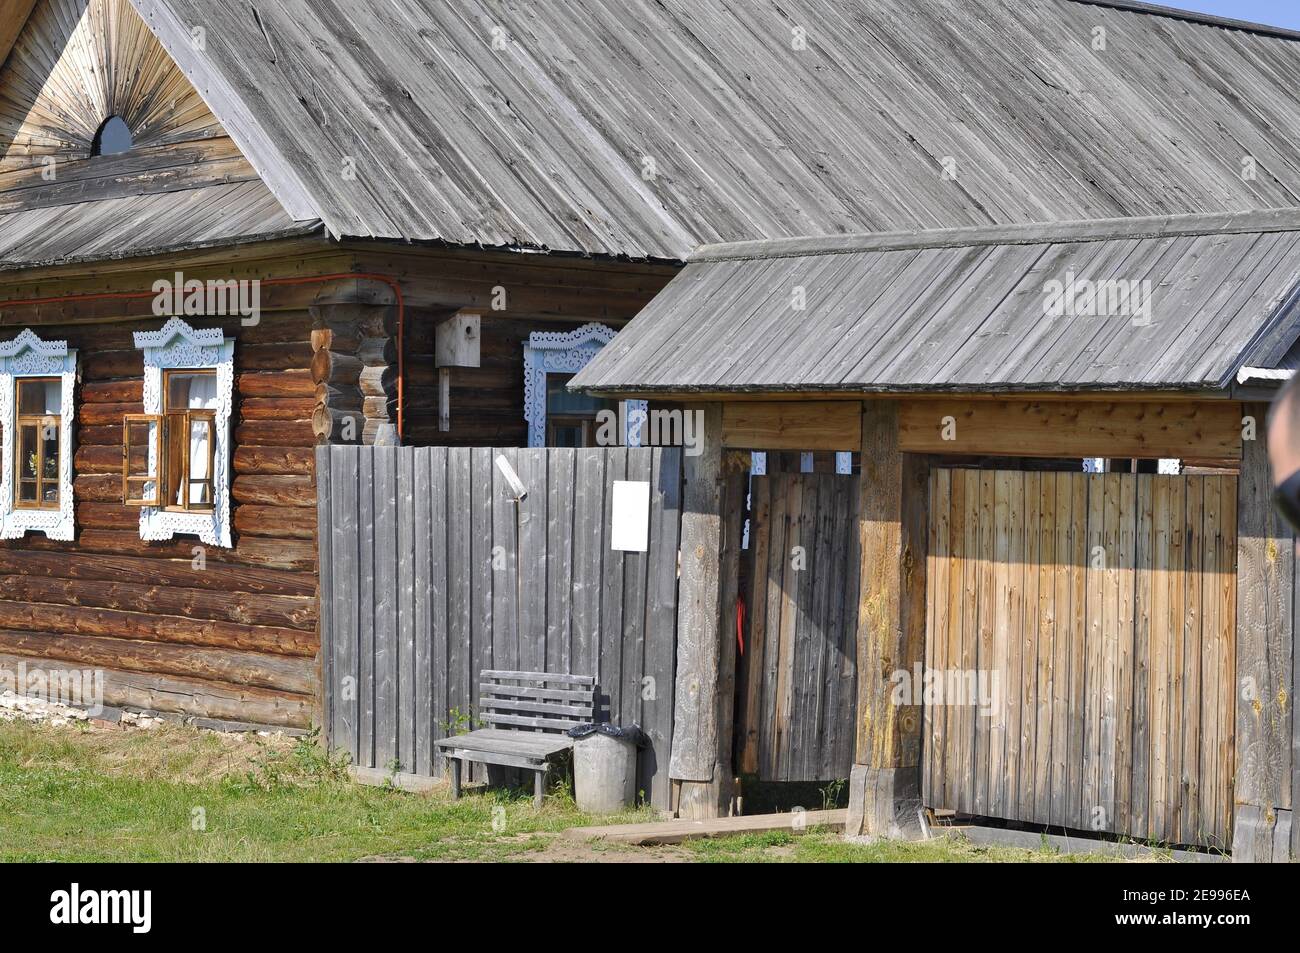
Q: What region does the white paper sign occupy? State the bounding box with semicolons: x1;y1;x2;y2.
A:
610;480;650;552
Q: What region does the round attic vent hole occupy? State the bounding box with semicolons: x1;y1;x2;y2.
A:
92;115;133;157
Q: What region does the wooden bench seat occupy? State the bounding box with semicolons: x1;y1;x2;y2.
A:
434;671;598;808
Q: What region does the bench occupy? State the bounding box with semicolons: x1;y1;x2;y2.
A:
435;670;598;808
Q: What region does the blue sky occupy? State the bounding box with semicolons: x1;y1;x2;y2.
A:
1165;1;1300;30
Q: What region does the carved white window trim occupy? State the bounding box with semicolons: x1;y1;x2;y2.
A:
0;330;77;541
133;319;234;548
523;323;646;448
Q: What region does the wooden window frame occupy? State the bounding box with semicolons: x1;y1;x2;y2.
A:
161;369;218;514
122;413;163;507
124;370;220;512
13;376;62;512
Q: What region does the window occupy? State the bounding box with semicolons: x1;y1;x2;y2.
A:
523;323;646;448
0;330;77;541
15;378;62;510
545;373;612;448
127;319;234;548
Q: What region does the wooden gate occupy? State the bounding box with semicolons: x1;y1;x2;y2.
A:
924;469;1237;848
736;472;859;782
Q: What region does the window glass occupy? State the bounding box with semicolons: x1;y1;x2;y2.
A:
15;378;61;509
166;372;219;412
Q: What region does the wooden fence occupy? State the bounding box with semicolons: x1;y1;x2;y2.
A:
737;472;860;782
923;469;1237;848
317;445;683;809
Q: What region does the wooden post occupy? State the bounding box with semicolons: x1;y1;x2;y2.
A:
1232;402;1295;862
668;404;746;818
846;401;929;838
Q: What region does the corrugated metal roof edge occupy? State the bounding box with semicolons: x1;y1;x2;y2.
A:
692;208;1300;263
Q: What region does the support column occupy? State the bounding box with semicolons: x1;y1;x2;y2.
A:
846;401;929;838
669;404;746;819
310;278;399;446
1232;402;1295;862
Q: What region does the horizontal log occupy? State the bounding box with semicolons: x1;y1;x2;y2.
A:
237;370;316;398
0;574;317;631
722;401;861;452
0;651;310;729
315;382;364;412
82;350;143;381
74;445;120;473
78;425;121;447
0;630;315;693
235;419;316;447
239;397;317;421
238;341;313;371
898;399;1243;459
233;505;317;539
73;474;121;503
359;365;392;397
81;380;142;403
0;549;315;596
311;348;363;385
78;402;142;426
229;537;317;572
232;475;316;506
0;601;316;658
76;503;139;531
233;445;315;475
2;530;317;573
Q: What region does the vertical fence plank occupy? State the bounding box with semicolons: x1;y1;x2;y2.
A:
413;447;432;776
599;449;628;719
1019;471;1040;821
621;450;653;730
357;447;377;770
373;448;398;771
1182;476;1204;846
492;447;520;674
428;448;450;775
396;448;416;775
571;449;606;697
1082;474;1105;831
644;448;682;809
759;475;787;778
546;449;576;675
1114;474;1137;835
740;474;771;775
1033;470;1056;826
446;449;472;750
517;449;548;672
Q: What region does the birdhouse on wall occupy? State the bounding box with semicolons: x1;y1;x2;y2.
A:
435;311;481;431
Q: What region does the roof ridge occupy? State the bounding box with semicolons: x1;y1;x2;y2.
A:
1067;0;1300;43
691;208;1300;262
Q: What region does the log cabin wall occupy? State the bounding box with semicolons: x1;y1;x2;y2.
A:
0;242;683;731
0;242;353;730
352;246;679;448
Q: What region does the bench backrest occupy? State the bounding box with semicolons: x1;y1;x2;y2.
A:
479;670;598;734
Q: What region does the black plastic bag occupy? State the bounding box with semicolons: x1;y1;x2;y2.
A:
566;722;648;747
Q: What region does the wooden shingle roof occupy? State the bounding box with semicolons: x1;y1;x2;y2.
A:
129;0;1300;258
571;211;1300;394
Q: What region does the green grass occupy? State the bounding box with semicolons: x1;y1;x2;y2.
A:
0;719;1123;863
0;719;649;862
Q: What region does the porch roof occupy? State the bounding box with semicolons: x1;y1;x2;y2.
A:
571;210;1300;397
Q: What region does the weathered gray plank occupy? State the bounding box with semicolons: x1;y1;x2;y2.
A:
643;447;682;809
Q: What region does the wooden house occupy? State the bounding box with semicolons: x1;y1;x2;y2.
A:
2;0;1300;856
